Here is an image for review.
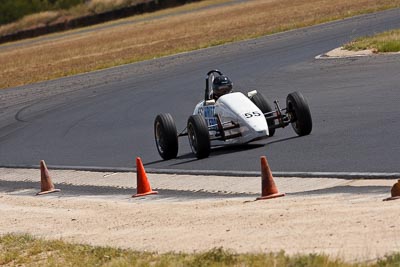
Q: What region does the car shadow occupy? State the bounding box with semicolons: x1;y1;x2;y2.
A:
208;135;300;156
163;143;267;167
264;135;300;145
145;135;300;167
211;143;265;156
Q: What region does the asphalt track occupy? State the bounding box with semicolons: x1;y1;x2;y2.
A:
1;8;400;175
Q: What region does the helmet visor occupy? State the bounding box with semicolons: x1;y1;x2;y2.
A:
215;84;232;96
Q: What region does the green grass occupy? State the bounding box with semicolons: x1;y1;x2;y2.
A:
344;29;400;52
1;234;400;267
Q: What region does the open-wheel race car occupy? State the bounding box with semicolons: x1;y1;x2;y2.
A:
154;70;312;160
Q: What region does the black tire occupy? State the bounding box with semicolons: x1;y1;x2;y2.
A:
154;113;178;160
249;92;276;137
187;115;210;159
286;92;312;136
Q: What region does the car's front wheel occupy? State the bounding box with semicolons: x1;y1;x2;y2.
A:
154;113;179;160
286;92;312;136
187;115;210;159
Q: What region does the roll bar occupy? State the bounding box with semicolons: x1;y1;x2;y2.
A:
204;69;223;101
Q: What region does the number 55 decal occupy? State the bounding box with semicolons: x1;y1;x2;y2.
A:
244;111;262;118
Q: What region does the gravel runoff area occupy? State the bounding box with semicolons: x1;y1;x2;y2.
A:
1;167;399;263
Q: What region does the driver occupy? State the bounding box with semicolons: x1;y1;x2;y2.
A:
212;75;233;100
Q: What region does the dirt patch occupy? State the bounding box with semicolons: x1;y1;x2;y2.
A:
321;47;374;58
317;47;375;58
1;168;399;262
317;46;400;59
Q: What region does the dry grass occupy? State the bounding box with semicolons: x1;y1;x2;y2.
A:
1;0;400;89
0;0;147;36
344;29;400;52
66;0;148;16
85;0;145;13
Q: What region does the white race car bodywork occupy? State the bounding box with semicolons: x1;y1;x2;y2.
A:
193;92;270;146
154;69;312;160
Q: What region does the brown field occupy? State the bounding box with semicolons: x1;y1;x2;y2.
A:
1;0;400;89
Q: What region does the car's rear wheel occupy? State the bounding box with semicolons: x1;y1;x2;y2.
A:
154;113;178;160
187;115;210;159
249;92;276;136
286;92;312;136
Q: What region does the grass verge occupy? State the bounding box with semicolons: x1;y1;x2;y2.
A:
344;29;400;52
2;0;400;89
2;233;400;266
0;0;151;36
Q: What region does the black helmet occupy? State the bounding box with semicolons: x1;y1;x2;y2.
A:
212;75;233;98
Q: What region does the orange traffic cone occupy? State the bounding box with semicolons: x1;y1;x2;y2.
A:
256;156;285;200
37;160;61;195
383;179;400;201
132;157;158;197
